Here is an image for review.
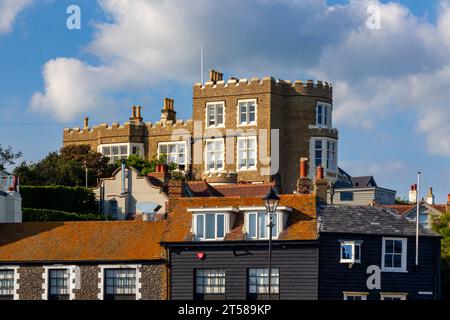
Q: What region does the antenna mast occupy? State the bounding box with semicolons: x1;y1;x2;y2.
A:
200;44;204;85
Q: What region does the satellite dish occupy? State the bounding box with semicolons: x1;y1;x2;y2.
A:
136;201;161;214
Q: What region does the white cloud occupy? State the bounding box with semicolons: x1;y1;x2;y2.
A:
29;0;450;157
0;0;32;34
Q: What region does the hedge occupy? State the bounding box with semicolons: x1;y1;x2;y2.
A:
20;185;97;214
22;208;111;222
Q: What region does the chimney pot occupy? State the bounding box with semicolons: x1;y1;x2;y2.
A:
300;159;307;178
137;106;142;119
84;117;89;128
316;165;324;180
209;69;223;83
447;194;450;203
132;106;137;118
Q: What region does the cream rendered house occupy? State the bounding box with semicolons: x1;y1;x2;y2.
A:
93;166;168;220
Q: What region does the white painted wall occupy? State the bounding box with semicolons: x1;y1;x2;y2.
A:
93;167;167;220
0;191;22;223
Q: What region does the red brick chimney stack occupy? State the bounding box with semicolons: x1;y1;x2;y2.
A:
296;158;310;194
314;165;327;203
447;194;450;214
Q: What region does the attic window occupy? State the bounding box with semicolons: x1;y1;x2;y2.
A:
339;240;363;264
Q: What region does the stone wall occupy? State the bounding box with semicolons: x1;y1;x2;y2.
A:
140;264;167;300
17;266;44;300
74;265;100;300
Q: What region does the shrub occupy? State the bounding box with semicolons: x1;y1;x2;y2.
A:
20;185;97;213
22;208;111;222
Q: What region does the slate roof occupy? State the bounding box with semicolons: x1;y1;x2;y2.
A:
0;221;166;263
350;176;377;188
162;194;318;243
318;204;439;237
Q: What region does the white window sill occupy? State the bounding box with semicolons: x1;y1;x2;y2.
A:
237;167;257;172
381;269;408;273
340;260;361;264
237;123;257;127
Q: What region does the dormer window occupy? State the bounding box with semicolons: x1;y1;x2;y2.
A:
189;207;238;241
339;240;362;264
242;206;292;240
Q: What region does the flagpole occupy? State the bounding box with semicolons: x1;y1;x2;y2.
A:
415;171;420;266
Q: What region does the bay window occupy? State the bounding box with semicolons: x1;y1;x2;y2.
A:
310;137;338;174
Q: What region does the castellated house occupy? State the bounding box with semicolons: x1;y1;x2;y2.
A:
63;70;338;194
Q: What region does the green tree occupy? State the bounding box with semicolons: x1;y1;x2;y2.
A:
13;145;114;187
0;144;22;171
432;213;450;299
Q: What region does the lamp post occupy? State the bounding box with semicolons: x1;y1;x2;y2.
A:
263;187;280;300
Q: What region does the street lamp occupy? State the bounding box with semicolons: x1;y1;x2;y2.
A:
263;187;280;300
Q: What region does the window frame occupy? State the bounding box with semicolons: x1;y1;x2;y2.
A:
42;265;77;300
194;212;227;241
204;138;225;173
381;237;408;273
158;141;189;169
316;102;333;128
343;292;368;300
236;136;258;171
245;211;280;240
205;101;225;128
0;267;19;300
104;268;137;300
195;269;226;300
237;98;258;126
98;265;141;300
380;292;407;300
339;240;363;264
247;268;280;300
98;143;144;164
309;137;338;176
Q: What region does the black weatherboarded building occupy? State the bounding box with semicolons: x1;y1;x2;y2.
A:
318;205;441;300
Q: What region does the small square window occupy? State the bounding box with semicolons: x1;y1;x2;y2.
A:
339;240;362;264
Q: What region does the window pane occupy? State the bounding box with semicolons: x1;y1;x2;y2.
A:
217;214;224;238
355;245;360;260
385;254;393;268
205;214;216;239
341;244;353;260
258;212;267;238
248;214;256;238
385;240;394;253
197;215;204;239
271;213;278;238
394;240;403;254
393;254;402;268
120;145;128;155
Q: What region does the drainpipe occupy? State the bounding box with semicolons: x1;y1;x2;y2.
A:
121;159;126;195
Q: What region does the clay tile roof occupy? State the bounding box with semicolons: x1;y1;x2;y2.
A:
0;221;165;263
162;194;318;243
375;204;416;215
431;204;447;214
186;181;274;197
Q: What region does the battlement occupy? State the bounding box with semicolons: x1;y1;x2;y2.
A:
193;76;332;100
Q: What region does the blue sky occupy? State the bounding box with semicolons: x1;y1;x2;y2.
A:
0;0;449;202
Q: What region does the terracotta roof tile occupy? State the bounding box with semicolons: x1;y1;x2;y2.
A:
431;204;447;214
162;194;318;243
0;221;165;263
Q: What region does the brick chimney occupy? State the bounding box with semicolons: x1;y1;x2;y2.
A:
167;179;184;199
130;105;143;124
314;165;328;203
296;158;310;194
160;98;176;123
408;184;417;203
447;194;450;214
209;69;223;83
83;116;89;128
